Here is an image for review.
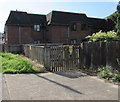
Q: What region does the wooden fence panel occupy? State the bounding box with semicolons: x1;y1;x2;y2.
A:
90;42;101;69
49;46;66;71
79;42;120;72
0;44;4;52
44;46;51;70
100;42;106;66
3;44;23;54
23;42;120;72
41;45;80;72
84;42;91;69
106;42;120;72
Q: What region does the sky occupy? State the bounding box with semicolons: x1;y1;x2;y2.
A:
0;0;119;33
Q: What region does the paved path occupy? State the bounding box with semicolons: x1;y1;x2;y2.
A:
2;70;118;100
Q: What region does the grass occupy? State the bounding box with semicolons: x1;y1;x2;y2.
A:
0;53;42;74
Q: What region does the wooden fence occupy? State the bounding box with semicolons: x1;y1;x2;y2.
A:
24;45;80;71
24;42;120;72
80;42;120;72
0;44;23;54
1;42;119;72
0;44;4;52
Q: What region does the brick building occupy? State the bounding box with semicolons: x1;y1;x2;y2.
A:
4;10;114;45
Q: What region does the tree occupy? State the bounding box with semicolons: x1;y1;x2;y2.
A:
117;1;120;12
116;1;120;35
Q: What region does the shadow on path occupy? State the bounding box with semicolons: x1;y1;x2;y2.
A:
54;70;87;78
35;74;82;95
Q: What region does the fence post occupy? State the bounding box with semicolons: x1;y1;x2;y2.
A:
43;46;51;71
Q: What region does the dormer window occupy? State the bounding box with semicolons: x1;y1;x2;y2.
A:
34;25;40;31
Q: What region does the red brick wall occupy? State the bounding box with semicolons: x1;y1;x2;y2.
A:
31;26;44;43
6;26;20;44
45;26;52;43
46;23;92;44
19;26;33;44
6;23;93;44
69;23;92;43
6;25;44;44
50;25;68;44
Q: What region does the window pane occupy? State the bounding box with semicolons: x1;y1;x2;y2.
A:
74;40;76;44
34;25;36;31
73;24;77;31
70;39;77;44
34;25;40;31
37;25;40;31
70;23;77;31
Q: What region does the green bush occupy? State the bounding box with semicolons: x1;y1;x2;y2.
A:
0;53;40;74
2;69;17;74
86;31;120;42
113;74;120;81
98;66;113;79
98;66;120;82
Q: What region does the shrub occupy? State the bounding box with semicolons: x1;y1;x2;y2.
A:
86;31;120;42
98;66;113;79
0;53;40;74
113;74;120;81
2;69;17;74
98;66;120;82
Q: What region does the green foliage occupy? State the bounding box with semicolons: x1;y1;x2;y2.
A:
116;16;120;34
98;66;113;79
86;30;120;42
98;66;120;82
0;53;40;74
107;10;120;34
113;74;120;81
2;69;17;74
107;11;119;25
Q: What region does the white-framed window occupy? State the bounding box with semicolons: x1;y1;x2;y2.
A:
34;25;40;31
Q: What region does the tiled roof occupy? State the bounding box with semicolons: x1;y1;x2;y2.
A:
6;11;46;25
5;10;114;30
28;14;46;25
87;17;107;29
46;10;114;30
46;10;87;25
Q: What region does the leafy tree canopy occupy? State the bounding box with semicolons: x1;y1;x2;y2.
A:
107;11;119;24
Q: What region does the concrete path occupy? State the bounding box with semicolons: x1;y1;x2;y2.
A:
2;70;119;100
